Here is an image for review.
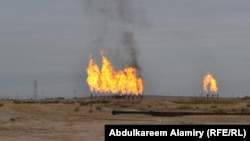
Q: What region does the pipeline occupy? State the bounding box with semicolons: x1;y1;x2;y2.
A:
112;110;250;117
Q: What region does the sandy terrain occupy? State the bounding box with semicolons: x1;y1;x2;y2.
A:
0;96;250;141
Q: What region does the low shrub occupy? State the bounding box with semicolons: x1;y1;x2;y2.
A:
210;105;218;108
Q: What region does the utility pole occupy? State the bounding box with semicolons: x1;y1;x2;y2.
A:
74;89;77;98
42;89;44;100
33;79;38;100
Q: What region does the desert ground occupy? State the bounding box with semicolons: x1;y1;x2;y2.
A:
0;95;250;141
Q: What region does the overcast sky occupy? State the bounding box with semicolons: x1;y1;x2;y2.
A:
1;0;250;99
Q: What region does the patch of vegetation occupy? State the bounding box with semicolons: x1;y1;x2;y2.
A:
178;105;193;110
246;104;250;107
13;100;37;104
41;100;61;104
232;108;237;112
213;108;226;113
62;100;75;104
240;108;249;113
96;107;102;111
13;100;61;104
210;105;218;108
173;99;238;105
78;100;109;106
0;103;3;107
88;109;93;113
79;102;89;106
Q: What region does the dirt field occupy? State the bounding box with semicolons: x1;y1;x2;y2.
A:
0;96;250;141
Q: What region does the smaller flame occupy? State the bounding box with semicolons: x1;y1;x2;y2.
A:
203;72;218;94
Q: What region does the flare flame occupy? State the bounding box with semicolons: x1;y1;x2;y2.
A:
86;51;143;95
203;72;218;94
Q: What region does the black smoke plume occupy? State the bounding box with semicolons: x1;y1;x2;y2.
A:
83;0;147;74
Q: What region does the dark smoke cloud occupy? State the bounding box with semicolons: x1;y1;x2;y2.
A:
83;0;137;24
83;0;147;74
122;31;140;70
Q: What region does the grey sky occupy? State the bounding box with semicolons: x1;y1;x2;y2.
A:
1;0;250;98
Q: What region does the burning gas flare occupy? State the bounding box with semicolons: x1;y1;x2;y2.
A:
203;72;218;94
86;51;143;95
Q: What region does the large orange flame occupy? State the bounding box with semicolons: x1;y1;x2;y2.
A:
203;72;218;94
86;51;143;95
